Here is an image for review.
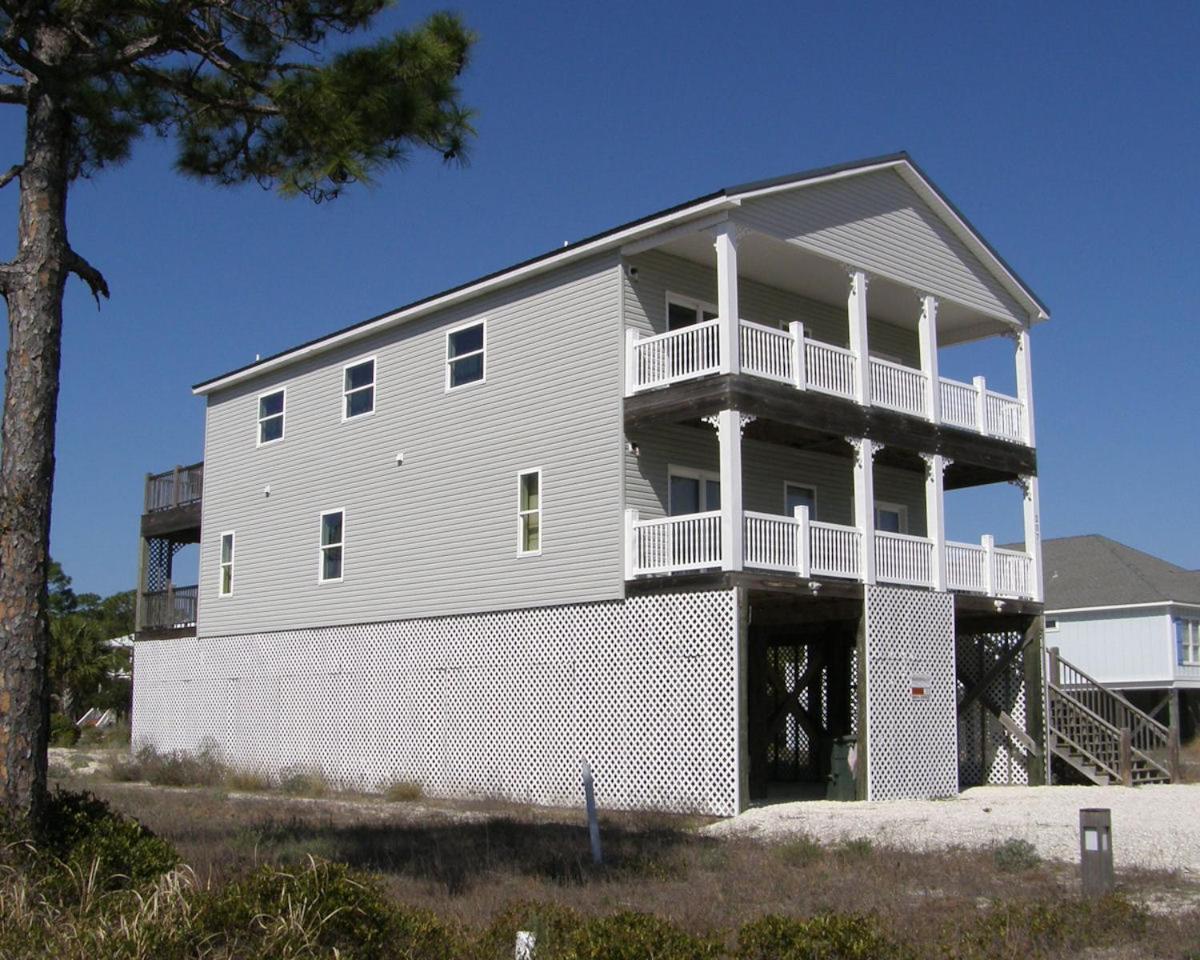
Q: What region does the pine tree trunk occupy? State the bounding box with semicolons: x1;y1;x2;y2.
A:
0;68;72;822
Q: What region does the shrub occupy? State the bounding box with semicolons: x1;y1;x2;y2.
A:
773;834;824;867
564;911;722;960
385;779;425;802
992;837;1040;873
226;767;273;792
110;742;226;787
837;836;874;859
952;896;1147;958
475;900;584;959
49;713;79;748
737;913;910;960
278;767;330;797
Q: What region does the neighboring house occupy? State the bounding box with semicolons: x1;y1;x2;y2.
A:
1042;535;1200;743
132;153;1051;815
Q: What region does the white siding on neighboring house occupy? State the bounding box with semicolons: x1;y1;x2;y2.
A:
623;250;920;367
737;169;1028;326
1048;609;1175;688
1170;604;1200;685
624;422;927;533
197;254;625;636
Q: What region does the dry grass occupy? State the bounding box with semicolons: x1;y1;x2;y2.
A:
43;773;1200;958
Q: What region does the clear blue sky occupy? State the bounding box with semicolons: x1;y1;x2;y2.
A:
1;0;1197;595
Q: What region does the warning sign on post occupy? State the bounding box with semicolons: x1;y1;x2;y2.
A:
910;671;931;700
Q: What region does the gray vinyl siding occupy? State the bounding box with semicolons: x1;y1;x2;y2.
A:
624;423;926;534
623;250;919;367
737;170;1027;326
198;254;624;636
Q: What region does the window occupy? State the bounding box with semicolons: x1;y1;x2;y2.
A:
257;389;284;445
447;321;485;389
875;501;908;534
1045;618;1059;632
784;482;818;520
343;358;375;419
517;469;541;555
218;532;234;596
668;466;720;515
319;510;344;582
1178;619;1200;666
666;294;718;331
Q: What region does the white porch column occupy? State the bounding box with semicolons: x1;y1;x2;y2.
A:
717;409;745;571
918;294;941;423
1021;474;1044;602
921;453;948;591
714;224;741;376
847;269;870;405
849;437;878;585
1015;324;1036;446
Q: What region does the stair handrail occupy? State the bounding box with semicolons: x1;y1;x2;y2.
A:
1047;678;1172;783
1047;648;1171;746
1047;713;1124;784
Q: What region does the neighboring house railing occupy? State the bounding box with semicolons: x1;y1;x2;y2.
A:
625;321;1028;444
624;508;1034;599
144;462;204;513
139;584;198;631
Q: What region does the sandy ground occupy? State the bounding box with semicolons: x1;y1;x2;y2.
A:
707;784;1200;874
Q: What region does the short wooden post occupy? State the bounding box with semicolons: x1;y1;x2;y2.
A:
1169;687;1182;782
1048;646;1062;687
143;472;153;513
789;321;806;390
624;328;640;396
165;582;175;629
982;535;996;596
973;376;988;434
623;509;639;580
793;505;811;578
1118;728;1133;787
581;761;603;864
1079;808;1114;897
171;464;181;509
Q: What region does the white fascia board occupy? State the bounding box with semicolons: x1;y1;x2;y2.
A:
1047;601;1200;615
734;158;1048;326
194;196;738;396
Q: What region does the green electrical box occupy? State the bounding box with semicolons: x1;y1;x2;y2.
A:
826;736;857;801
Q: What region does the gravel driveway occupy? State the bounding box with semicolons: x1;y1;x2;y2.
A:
706;784;1200;874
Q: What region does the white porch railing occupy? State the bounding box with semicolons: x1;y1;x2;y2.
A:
625;322;1028;445
626;508;1034;600
869;356;928;417
874;531;934;587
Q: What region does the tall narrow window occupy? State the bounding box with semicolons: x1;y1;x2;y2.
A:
666;294;718;331
343;359;375;419
258;389;284;444
875;502;908;534
668;466;720;515
517;470;541;555
447;321;485;389
219;532;235;596
319;510;344;581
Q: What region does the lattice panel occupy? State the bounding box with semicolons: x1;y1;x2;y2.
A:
132;589;739;815
864;585;957;801
956;630;1031;787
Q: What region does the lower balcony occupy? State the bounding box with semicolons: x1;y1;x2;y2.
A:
624;508;1035;600
137;583;198;639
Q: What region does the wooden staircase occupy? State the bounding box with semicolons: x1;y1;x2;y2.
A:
1046;648;1178;786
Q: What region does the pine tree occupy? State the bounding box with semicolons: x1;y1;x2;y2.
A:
0;0;475;820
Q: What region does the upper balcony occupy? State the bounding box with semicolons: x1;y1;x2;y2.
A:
625;318;1027;445
140;461;203;539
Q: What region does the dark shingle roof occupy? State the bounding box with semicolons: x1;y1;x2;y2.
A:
1042;535;1200;610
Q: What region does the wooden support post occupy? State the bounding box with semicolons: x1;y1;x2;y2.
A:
1118;728;1133;786
789;321;806;390
1169;687;1182;782
850;438;877;585
794;505;811;578
718;409;744;572
623;508;639;580
847;270;870;405
973;376;988;434
1015;323;1036;446
1048;645;1062;687
734;586;751;811
171;464;181;509
922;453;947;591
143;472;153;513
1024;615;1048;785
134;536;150;633
1022;475;1044;602
918;294;940;423
854;600;869;801
714;224;740;376
982;535;996;597
624;328;640;397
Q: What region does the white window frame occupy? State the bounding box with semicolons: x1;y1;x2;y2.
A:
218;531;235;597
342;356;376;421
318;508;345;583
783;481;818;520
1180;619;1200;667
1044;618;1059;633
445;319;487;392
668;464;721;514
256;387;286;446
516;468;542;557
874;500;909;535
665;292;719;331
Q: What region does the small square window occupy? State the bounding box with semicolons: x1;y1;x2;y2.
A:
343;359;375;419
447;322;485;389
518;470;541;555
218;532;234;596
258;389;284;445
319;510;344;582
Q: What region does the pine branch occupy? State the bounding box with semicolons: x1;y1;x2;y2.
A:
0;164;19;188
65;249;110;307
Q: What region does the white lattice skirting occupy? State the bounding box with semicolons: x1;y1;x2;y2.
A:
864;585;958;801
956;630;1031;787
132;589;740;815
